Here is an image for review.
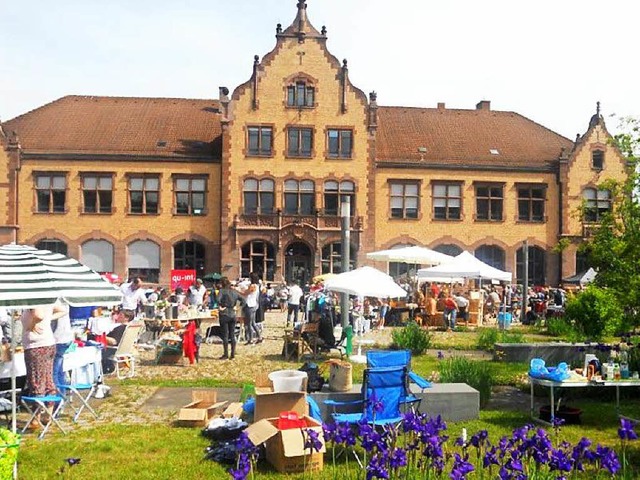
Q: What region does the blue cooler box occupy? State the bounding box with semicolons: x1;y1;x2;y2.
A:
497;312;512;328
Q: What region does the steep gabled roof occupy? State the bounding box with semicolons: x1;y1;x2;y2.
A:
376;105;573;169
4;96;223;160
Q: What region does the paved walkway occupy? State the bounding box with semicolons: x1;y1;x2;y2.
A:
140;387;243;412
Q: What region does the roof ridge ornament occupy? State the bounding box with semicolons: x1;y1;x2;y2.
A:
279;0;322;40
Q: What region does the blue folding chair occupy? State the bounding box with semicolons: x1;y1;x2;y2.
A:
366;349;432;412
325;365;407;426
57;382;99;422
21;394;67;440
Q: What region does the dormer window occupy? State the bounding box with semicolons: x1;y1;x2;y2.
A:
592;150;604;170
287;81;314;107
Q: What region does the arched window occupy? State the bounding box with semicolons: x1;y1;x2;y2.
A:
243;178;275;214
174;241;205;277
516;245;546;286
241;241;275;281
475;245;506;271
287;80;315;108
35;239;68;255
583;187;611;222
284;179;315;215
433;244;463;257
321;242;356;274
323;180;355;216
128;240;160;283
81;240;114;273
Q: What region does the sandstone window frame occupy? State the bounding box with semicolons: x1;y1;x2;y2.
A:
246;125;274;157
243;177;275;215
516;183;547;223
432;181;463;221
34;171;68;214
323;180;355;216
388;180;420;220
326;128;353;159
127;174;161;215
172;175;208;216
81;173;114;215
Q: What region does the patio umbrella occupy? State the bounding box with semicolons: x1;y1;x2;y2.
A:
202;272;223;282
416;251;512;282
0;244;123;437
366;246;453;266
323;266;408;298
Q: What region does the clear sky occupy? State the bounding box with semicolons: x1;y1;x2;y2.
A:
1;0;637;139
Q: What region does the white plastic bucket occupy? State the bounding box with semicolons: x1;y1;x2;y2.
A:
268;370;308;392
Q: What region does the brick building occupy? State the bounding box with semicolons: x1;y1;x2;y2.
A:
0;1;629;286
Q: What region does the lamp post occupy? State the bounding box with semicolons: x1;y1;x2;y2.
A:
340;196;351;328
520;240;529;324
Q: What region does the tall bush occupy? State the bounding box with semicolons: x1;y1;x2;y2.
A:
391;321;430;355
438;356;493;408
564;285;625;340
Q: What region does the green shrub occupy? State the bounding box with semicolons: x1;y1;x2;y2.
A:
546;316;584;342
477;328;499;351
564;286;625;340
476;328;524;351
391;321;431;355
438;356;493;408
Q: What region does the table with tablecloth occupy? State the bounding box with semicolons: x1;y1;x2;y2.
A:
0;346;103;385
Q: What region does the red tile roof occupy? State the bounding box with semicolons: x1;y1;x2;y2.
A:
4;96;222;160
376;106;573;169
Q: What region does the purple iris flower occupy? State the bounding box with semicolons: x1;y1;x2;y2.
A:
303;428;323;452
618;418;638;441
549;448;573;473
483;447;499;468
389;447;407;469
437;350;445;360
450;453;475;479
229;457;251;480
366;453;389;480
596;445;621;475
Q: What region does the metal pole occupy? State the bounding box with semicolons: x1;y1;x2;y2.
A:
340;196;351;328
521;240;529;324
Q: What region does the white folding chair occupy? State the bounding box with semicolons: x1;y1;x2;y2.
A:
57;381;99;422
107;323;143;379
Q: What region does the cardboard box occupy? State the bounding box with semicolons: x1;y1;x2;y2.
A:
246;416;325;473
178;390;226;427
253;373;308;422
222;402;244;419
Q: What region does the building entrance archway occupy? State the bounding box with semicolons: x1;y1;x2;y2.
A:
284;241;313;286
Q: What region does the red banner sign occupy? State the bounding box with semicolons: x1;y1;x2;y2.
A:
170;269;196;292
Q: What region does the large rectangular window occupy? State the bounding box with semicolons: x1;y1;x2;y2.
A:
518;185;546;222
287;82;315;108
323;180;355;216
129;176;159;214
82;175;113;214
390;182;419;219
433;183;461;220
583;188;611;222
475;184;503;221
287;127;313;157
284;179;315;215
243;178;275;215
327;129;353;158
175;177;207;216
35;173;66;213
247;126;273;156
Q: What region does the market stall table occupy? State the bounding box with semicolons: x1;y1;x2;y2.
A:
529;375;640;425
0;346;103;385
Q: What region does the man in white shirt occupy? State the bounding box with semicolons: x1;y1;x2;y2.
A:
286;281;304;327
120;278;146;321
187;278;207;308
453;292;470;323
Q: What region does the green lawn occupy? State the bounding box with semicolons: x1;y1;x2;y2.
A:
17;398;640;479
15;326;640;479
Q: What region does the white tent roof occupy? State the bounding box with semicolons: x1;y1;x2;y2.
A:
417;250;512;282
563;267;597;286
324;266;408;298
366;245;453;266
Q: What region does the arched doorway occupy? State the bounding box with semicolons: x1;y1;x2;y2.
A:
284;242;313;286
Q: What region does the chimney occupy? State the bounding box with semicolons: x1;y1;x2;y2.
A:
437;102;445;110
219;86;230;119
476;100;491;111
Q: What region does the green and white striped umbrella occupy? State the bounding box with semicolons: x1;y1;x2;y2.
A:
0;244;123;308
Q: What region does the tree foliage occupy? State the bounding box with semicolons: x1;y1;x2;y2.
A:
581;117;640;328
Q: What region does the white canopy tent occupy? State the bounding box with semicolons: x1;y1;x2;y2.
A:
417;251;512;282
366;245;453;266
323;266;408;298
562;267;597;286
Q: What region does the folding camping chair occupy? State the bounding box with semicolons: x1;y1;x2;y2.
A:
324;366;407;468
325;365;407;427
106;322;143;379
21;394;67;440
57;379;100;422
366;349;432;412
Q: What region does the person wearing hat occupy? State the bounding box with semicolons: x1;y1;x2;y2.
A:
187;278;208;309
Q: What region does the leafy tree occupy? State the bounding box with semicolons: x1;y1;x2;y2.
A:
580;117;640;329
